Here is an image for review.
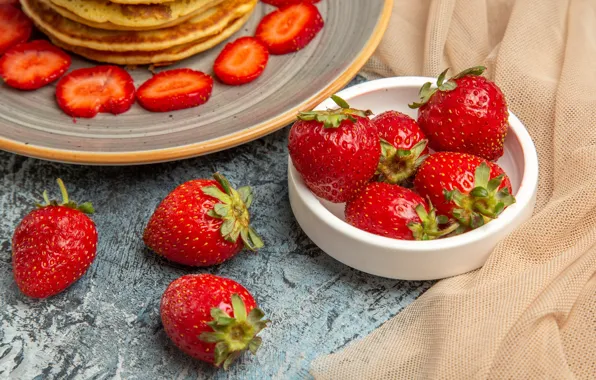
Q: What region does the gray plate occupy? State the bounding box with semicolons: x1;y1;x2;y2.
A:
0;0;392;165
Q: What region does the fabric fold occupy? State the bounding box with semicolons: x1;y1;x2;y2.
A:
311;0;596;378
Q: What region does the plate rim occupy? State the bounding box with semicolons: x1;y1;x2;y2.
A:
0;0;394;165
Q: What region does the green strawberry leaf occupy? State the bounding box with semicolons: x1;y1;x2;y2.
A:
214;203;231;217
203;186;232;204
77;202;95;214
474;162;490;188
470;187;489;198
452;65;486;79
248;337;262;355
237;186;253;208
231;294;247;321
436;68;449;87
438;81;457;91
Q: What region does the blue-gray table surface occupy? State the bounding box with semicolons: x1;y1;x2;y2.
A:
0;77;433;379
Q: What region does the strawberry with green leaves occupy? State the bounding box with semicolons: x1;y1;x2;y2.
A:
414;152;515;230
345;182;457;240
288;95;380;203
160;274;268;369
143;173;263;267
12;179;97;298
409;66;509;161
372;110;429;185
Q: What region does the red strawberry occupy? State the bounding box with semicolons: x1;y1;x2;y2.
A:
55;65;135;118
137;68;213;112
409;66;509;161
0;0;19;5
372;110;429;185
213;37;269;86
345;182;458;240
288;95;380;203
414;152;515;230
0;40;71;90
262;0;320;7
161;274;268;369
143;173;263;267
0;5;32;55
255;3;324;55
12;179;97;299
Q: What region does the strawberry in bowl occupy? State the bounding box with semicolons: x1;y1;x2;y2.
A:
288;95;380;203
409;66;509;161
287;75;538;280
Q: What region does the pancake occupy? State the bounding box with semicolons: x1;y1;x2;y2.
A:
22;0;257;52
110;0;174;4
42;0;224;31
45;12;251;66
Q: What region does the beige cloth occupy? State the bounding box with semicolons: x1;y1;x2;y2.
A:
311;0;596;378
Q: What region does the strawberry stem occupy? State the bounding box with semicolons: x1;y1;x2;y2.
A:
57;178;69;204
331;94;350;109
376;139;428;185
409;66;487;109
297;94;372;128
36;178;95;214
42;190;50;205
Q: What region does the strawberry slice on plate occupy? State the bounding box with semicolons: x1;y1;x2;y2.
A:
213;37;269;86
0;4;33;55
56;65;136;118
261;0;320;7
255;3;324;55
0;40;71;90
137;68;213;112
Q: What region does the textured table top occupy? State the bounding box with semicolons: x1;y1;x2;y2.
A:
0;77;433;380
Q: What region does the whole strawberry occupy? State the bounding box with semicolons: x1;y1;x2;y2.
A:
288;95;380;203
409;66;509;161
372;110;429;185
143;173;263;266
414;152;515;230
160;274;268;369
345;182;457;240
12;179;97;298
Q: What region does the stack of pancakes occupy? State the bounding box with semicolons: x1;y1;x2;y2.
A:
20;0;257;66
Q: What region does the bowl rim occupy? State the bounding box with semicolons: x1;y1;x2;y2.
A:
288;76;539;252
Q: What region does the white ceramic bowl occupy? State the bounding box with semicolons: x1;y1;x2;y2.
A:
288;76;539;280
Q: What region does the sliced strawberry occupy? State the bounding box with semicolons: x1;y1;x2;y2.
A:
0;0;19;5
213;37;269;86
0;5;33;55
261;0;320;7
55;65;135;118
137;68;213;112
0;40;71;90
255;3;324;55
